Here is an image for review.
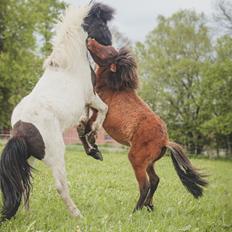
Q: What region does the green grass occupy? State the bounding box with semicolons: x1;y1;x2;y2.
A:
0;145;232;232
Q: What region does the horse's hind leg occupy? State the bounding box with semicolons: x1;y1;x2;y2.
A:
51;159;82;217
128;149;150;212
144;164;159;212
144;147;166;211
43;131;81;217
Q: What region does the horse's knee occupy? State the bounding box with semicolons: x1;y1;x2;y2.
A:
149;176;159;199
56;183;63;195
77;121;86;137
103;104;108;115
54;175;65;195
128;152;147;171
150;174;159;187
99;102;108;114
147;165;159;190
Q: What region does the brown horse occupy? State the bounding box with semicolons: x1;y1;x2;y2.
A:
78;38;208;212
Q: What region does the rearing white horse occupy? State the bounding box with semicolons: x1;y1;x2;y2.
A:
0;3;115;221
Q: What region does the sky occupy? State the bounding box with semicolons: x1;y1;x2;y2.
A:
66;0;215;42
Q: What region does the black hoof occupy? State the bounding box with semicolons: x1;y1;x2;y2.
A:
88;148;103;161
145;204;154;212
132;206;141;213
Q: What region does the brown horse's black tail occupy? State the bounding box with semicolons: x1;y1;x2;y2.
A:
166;141;208;198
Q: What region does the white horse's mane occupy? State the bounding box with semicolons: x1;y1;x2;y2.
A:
44;5;91;70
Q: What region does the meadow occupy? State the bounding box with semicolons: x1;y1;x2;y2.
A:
0;145;231;232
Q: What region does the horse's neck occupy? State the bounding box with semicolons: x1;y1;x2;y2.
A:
44;59;90;79
95;83;114;105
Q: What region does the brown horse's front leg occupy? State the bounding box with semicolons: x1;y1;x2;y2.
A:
77;109;103;161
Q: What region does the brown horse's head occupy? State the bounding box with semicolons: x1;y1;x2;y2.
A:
87;39;138;91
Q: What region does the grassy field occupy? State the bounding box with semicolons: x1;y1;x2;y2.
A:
0;145;231;232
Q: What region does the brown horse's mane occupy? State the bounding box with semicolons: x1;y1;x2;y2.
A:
105;47;138;91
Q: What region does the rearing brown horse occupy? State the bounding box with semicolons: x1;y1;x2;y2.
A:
79;38;207;212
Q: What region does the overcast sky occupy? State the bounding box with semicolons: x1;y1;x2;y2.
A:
66;0;215;42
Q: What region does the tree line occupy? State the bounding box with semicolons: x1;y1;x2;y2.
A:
135;0;232;157
0;0;231;157
0;0;65;128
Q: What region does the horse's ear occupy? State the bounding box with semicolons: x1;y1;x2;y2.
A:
110;63;117;72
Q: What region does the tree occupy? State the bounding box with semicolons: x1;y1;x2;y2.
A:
0;0;65;129
33;0;66;57
111;26;132;48
135;10;212;154
200;35;232;156
214;0;232;34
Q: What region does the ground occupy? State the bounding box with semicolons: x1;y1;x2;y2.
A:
0;145;231;232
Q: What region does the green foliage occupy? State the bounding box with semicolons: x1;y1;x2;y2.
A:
200;36;232;154
33;0;66;57
135;10;232;156
136;10;212;154
0;147;231;231
0;0;65;128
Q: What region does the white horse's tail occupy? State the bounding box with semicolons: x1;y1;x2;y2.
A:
0;121;45;222
0;136;31;222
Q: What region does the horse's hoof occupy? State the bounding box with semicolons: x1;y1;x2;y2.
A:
145;204;154;212
88;148;103;161
71;208;83;218
132;207;140;213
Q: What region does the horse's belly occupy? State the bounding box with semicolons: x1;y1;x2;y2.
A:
11;92;85;132
104;128;130;146
103;115;131;146
41;95;85;129
101;94;145;146
31;75;88;129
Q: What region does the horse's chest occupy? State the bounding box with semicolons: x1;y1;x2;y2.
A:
103;112;131;146
31;74;89;128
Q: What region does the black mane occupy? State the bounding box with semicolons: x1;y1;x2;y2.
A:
82;3;115;45
105;48;139;91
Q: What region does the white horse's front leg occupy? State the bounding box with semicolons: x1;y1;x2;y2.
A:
79;105;90;124
77;105;90;137
76;103;103;160
89;94;108;133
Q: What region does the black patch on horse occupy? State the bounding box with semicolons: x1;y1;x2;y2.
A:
12;120;45;160
0;121;45;222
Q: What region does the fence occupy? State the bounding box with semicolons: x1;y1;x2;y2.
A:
0;127;120;146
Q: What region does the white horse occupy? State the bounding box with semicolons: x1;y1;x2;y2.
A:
0;3;115;221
